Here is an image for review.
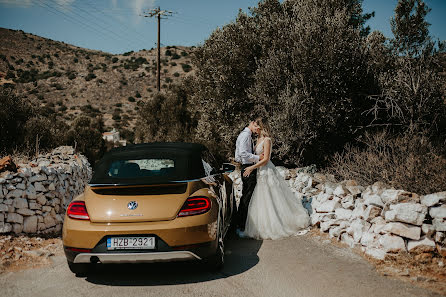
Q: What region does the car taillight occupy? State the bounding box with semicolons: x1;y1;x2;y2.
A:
67;201;90;220
178;196;211;217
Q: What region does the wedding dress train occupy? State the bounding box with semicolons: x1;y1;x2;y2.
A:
244;138;310;240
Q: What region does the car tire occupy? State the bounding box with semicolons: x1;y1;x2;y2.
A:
67;261;90;277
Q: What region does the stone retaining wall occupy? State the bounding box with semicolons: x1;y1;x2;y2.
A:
0;147;92;235
229;167;446;260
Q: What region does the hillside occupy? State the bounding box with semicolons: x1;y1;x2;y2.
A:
0;28;195;140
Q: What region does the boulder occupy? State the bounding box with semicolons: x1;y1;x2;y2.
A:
28;202;42;210
407;237;436;254
335;208;352;220
351;203;367;220
12;198;28;209
363;192;384;208
36;194;47;206
383;222;421;240
341;195;355;209
16;208;35;216
333;185;347;197
6;189;23;199
0;204;8;212
365;247;387;260
0;222;12;233
380;189;416;204
370;217;387;234
6;213;23;224
23;215;38;233
429;205;446;220
420;191;446;207
44;215;56;228
384;203;427;226
348;219;371;243
34;182;46;192
315;200;341;213
12;223;23;234
432;219;446;232
363;205;382;222
360;231;377;246
345;185;364;197
421;224;435;235
25;184;37;199
379;234;406;253
29;174;47;183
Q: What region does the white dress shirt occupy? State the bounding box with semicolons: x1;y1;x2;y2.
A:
235;128;260;165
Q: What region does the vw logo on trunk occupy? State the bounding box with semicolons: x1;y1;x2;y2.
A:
127;201;138;210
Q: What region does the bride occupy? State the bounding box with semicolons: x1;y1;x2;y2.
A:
242;118;310;240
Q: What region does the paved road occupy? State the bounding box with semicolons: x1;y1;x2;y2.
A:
0;234;442;297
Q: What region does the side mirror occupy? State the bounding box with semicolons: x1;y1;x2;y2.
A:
219;163;235;173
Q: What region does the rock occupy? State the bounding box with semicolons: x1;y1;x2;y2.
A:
335;208;352;220
48;183;56;191
320;219;341;232
6;213;23;224
365;247;387;260
407;237;436;254
429;205;446;220
363;192;384;208
420;191;446;207
42;206;52;212
351;203;367;220
363;205;382;222
432;219;446;232
421;224;435;235
383;222;421;240
341;233;356;248
371;181;388;194
18;167;32;178
341;195;355;209
36;194;47;206
0;222;12;233
435;232;445;243
43;215;56;228
310;213;335;225
0;204;8;212
12;198;28;209
25;185;37;199
384;203;427;226
29;202;42;210
370;217;387;234
34;182;46;192
333;185;347;197
380;189;416;204
348;219;371;243
29;174;47;183
329;226;345;238
316;200;341;213
23;216;38;233
379;234;406;253
360;231;377;246
6;189;23;199
16;208;35;216
12;223;23;234
345;185;364;197
16;183;26;190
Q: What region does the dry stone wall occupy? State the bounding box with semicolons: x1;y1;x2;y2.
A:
0;147;92;235
229;166;446;260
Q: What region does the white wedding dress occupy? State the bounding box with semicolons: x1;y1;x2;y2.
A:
245;138;310;240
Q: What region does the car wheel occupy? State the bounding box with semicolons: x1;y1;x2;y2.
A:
204;222;224;271
67;261;90;277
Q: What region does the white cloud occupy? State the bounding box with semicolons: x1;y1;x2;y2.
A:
131;0;156;15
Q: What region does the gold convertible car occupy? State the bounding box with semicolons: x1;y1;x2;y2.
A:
63;143;236;275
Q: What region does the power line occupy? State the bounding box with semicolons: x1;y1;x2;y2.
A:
141;7;174;92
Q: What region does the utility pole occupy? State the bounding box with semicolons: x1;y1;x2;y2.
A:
142;7;173;92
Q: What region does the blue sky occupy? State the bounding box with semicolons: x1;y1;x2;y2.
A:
0;0;445;54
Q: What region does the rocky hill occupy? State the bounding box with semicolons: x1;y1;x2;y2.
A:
0;28;195;139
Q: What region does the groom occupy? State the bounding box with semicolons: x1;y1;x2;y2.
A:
235;120;263;237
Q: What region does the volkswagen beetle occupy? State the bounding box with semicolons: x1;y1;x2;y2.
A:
63;142;236;275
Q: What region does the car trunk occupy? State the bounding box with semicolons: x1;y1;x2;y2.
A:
84;183;189;223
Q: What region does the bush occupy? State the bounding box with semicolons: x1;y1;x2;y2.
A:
165;49;172;56
112;57;118;63
128;96;135;102
85;72;96;81
135;91;141;98
325;131;446;194
173;72;180;77
181;63;192;72
172;53;181;59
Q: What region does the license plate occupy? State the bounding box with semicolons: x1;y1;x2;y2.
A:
107;236;155;250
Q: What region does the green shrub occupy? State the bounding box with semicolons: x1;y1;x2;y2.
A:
135;92;141;98
85;72;96;81
181;63;191;72
173;72;180;77
172;53;181;59
165;49;172;56
128;96;135;102
181;51;188;57
73;58;78;63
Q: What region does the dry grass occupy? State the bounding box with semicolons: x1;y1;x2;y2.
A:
325;131;446;195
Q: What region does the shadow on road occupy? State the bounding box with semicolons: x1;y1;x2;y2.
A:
85;237;262;286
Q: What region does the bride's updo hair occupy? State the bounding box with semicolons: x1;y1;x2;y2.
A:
255;117;272;138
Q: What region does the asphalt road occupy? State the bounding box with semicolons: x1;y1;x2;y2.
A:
0;234;442;297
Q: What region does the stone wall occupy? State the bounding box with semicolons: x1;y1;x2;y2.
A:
0;147;92;235
229;167;446;260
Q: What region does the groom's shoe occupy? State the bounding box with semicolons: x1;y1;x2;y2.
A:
236;228;247;238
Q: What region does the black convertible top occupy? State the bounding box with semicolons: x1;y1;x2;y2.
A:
89;142;207;186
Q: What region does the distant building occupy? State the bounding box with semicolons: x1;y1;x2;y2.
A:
102;128;126;146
